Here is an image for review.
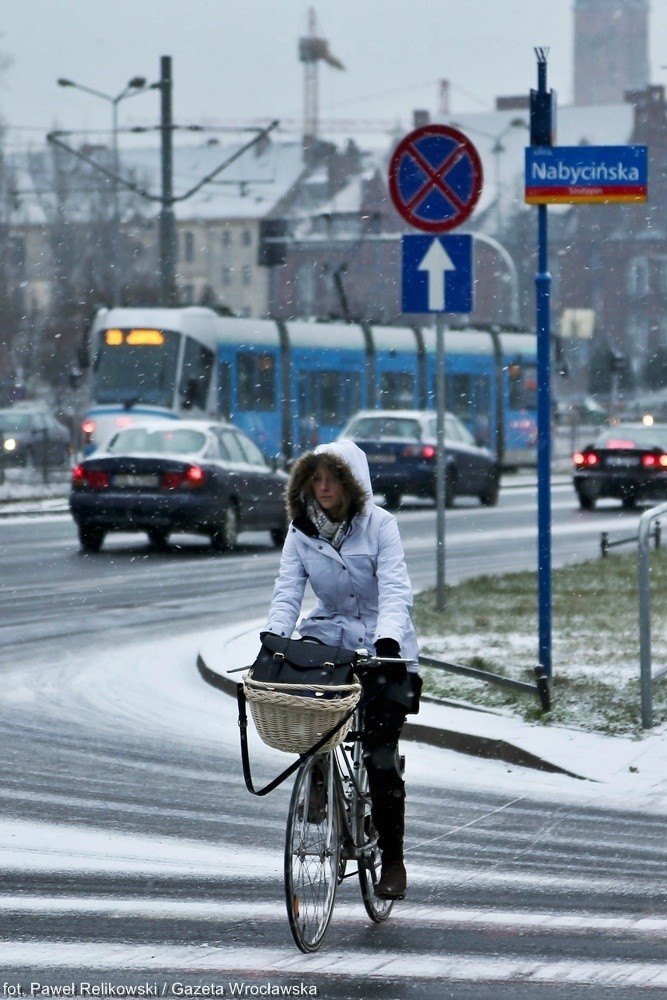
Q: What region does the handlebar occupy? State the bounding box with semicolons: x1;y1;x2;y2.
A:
353;651;411;666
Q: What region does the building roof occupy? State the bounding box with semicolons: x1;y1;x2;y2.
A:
9;135;308;226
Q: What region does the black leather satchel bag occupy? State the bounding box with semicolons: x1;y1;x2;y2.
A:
250;634;357;688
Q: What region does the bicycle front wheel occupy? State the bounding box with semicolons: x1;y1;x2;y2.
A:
284;754;341;952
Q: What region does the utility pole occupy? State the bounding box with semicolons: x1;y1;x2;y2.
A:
49;57;278;310
159;55;177;307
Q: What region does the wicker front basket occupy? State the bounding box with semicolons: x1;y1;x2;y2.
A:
243;675;362;754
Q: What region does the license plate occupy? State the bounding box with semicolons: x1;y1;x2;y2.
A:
113;473;159;488
367;453;396;464
605;456;639;467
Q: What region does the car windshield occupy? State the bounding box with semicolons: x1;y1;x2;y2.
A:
107;428;207;455
347;417;422;439
595;425;667;449
0;412;32;432
418;414;478;446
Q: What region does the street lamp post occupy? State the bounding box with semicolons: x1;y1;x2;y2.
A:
57;75;155;306
490;118;528;235
469;230;521;325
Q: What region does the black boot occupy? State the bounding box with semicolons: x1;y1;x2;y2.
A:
371;788;407;900
376;857;407;900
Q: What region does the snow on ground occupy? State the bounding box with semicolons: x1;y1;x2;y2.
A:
1;623;665;884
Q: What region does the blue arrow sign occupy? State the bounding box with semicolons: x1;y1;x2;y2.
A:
401;234;473;313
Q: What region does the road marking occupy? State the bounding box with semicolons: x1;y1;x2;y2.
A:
1;941;665;988
1;895;666;937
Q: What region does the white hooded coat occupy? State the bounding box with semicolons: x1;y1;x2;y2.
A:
265;440;419;671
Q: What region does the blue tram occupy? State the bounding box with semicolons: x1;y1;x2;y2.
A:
81;306;537;467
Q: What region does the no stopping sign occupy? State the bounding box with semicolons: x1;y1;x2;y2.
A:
388;124;483;232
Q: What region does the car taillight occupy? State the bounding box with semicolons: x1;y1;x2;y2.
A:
71;465;110;489
421;444;436;460
161;464;205;490
574;451;599;467
641;453;667;468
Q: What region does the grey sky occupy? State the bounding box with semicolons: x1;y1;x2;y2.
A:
2;1;666;151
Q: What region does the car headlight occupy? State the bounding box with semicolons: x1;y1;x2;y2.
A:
3;437;17;452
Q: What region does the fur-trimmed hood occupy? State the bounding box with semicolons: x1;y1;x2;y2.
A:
286;439;372;522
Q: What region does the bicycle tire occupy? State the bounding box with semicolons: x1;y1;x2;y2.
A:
284;754;341;952
356;763;394;923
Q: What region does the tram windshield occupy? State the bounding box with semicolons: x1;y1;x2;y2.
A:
92;327;180;407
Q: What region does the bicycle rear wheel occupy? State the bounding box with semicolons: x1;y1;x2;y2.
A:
284;754;341;952
356;765;394;922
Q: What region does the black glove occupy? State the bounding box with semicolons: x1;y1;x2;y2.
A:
260;630;283;642
374;637;401;660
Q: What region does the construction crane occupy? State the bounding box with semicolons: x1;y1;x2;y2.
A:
299;7;344;158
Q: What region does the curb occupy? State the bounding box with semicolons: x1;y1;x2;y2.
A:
195;652;586;779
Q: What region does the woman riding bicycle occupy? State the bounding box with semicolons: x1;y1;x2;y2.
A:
264;439;421;900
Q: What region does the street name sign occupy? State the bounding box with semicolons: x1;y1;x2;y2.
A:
389;124;483;232
525;145;648;204
401;234;473;313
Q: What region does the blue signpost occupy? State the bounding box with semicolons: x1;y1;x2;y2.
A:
401;234;473;314
526;50;648;680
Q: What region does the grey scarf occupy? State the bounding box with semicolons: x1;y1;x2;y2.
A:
306;498;349;550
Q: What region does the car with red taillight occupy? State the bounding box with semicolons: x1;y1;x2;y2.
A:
338;409;500;508
573;422;667;510
69;420;288;552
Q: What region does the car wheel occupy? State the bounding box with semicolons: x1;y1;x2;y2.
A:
479;471;500;507
384;489;402;509
577;489;596;511
270;520;288;548
445;470;456;508
147;528;170;549
211;503;239;551
78;524;105;553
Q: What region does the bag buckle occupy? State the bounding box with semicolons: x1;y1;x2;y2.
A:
323;661;334;670
272;651;285;662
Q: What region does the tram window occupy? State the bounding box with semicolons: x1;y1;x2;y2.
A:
508;362;537;410
93;328;179;407
237;352;275;411
379;372;414;409
319;370;360;424
179;338;213;410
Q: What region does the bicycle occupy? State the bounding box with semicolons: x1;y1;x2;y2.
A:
237;648;406;953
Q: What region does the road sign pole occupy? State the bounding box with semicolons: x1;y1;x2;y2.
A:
533;49;553;676
389;124;482;613
435;313;447;611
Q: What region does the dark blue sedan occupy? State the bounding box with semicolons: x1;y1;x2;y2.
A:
339;409;500;508
69;420;288;552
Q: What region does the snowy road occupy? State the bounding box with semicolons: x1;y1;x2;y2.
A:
0;633;665;997
0;489;665;996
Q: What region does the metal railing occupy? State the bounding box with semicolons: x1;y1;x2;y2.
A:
418;655;550;712
637;502;667;728
601;522;661;557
